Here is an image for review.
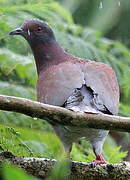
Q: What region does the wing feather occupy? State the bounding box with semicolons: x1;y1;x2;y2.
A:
82;61;119;115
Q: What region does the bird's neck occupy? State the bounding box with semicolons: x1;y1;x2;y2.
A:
31;41;67;75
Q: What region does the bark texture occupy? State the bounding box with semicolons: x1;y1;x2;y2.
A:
0;152;130;180
0;95;130;179
0;95;129;132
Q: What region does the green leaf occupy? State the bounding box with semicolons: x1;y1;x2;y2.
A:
46;158;70;180
3;163;36;180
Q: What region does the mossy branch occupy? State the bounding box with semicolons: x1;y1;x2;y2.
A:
1;152;130;180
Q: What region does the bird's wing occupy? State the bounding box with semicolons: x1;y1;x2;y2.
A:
37;60;119;115
82;61;119;115
37;61;85;106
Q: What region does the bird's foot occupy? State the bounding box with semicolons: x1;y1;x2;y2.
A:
92;155;107;164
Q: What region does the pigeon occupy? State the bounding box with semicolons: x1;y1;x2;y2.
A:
9;19;119;163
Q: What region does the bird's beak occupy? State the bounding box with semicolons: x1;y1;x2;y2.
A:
9;27;24;35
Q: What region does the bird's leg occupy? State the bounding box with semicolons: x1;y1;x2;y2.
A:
93;154;107;164
92;141;107;164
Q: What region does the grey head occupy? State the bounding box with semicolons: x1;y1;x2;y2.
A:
9;19;56;46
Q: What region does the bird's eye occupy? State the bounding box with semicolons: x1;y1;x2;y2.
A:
35;27;43;32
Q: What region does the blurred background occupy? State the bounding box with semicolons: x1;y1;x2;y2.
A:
0;0;130;172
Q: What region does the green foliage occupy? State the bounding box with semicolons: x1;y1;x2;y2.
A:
104;137;127;163
71;136;127;163
2;159;70;180
0;48;36;86
0;124;62;158
46;158;70;180
3;163;36;180
59;0;130;47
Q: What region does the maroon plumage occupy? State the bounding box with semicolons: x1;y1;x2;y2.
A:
9;19;119;163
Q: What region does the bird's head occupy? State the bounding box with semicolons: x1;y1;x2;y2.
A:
9;19;56;46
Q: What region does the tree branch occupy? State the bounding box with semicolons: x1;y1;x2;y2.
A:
1;152;130;180
0;95;130;179
0;94;129;132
